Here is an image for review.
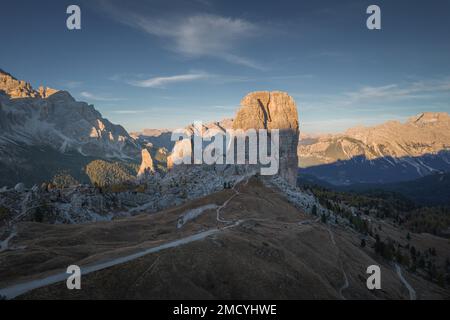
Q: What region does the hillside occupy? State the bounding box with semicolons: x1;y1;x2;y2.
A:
1;178;448;299
343;172;450;206
299;171;450;206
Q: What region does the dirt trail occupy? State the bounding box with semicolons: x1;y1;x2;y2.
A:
326;227;349;299
0;219;248;300
0;229;17;253
0;177;254;300
216;175;250;223
395;263;416;300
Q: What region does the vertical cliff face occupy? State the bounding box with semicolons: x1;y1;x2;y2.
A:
233;91;299;186
166;91;300;185
137;149;155;178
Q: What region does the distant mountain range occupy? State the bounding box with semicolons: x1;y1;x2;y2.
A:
138;112;450;186
299;112;450;185
0;69;140;186
2;68;450;190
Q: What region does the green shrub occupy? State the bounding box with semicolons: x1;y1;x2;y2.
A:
85;160;138;187
52;171;79;188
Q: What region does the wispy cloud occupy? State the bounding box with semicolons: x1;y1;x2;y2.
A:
298;78;450;133
98;1;263;69
301;78;450;111
62;81;83;89
128;73;210;88
123;72;312;88
80;91;123;102
345;80;450;102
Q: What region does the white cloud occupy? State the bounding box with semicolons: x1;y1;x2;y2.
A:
80;91;122;101
128;73;210;88
99;1;262;69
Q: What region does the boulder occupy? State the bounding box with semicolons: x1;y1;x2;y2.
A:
14;183;25;192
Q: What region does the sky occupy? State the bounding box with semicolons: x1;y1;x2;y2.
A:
1;0;450;133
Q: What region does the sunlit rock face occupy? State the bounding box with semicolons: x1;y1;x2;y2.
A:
167;91;300;186
0;69;139;159
0;69;39;98
0;69;141;186
233;91;299;186
299;112;450;185
137;149;155;179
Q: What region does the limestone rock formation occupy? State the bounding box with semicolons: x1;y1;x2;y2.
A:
166;92;299;186
38;86;59;98
233;91;299;186
233;91;299;131
0;70;59;99
0;69;38;98
137;149;155;178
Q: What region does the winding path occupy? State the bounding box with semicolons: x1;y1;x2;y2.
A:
216;176;249;224
326;227;349;300
0;177;253;300
0;219;245;300
395;263;417;300
0;229;17;253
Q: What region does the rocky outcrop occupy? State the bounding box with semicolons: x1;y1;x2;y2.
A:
167;92;299;186
38;86;59;98
0;70;59;99
0;69;38;98
137;149;155;178
233;91;299;186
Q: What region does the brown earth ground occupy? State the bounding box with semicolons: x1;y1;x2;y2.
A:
0;178;449;299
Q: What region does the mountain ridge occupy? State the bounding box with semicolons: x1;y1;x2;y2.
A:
0;69;140;186
299;112;450;185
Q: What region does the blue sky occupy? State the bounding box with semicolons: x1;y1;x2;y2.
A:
1;0;450;133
